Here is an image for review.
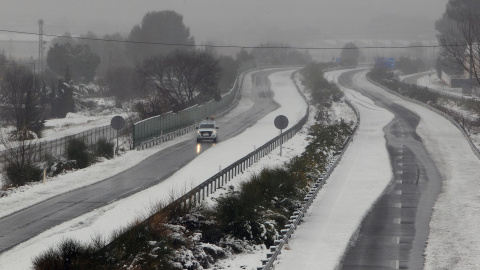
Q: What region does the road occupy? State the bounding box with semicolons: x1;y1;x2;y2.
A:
0;69;281;254
339;70;442;269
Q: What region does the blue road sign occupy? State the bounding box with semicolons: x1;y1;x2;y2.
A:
376;57;395;69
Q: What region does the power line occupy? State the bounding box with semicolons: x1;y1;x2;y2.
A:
0;28;461;50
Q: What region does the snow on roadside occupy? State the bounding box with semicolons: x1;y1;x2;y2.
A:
412;73;480;152
0;71;260;216
199;71;357;269
275;69;395;269
353;70;480;270
408;71;464;97
5;66;479;270
0;68;312;270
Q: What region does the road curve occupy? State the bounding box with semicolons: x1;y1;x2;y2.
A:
339;70;442;270
0;69;282;254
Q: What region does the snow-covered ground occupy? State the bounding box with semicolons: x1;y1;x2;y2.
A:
402;71;464;97
2;67;479;270
380;73;480;269
373;69;480;269
0;98;126;153
274;69;395;269
0;68;311;269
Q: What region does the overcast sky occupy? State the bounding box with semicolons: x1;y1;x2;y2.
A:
1;0;449;42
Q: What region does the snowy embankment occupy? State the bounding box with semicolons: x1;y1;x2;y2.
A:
274;69;395;269
403;71;464;97
401;71;480;154
0;68;311;270
352;70;480;270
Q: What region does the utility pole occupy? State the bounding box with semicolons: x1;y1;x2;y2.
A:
469;42;473;95
8;35;14;59
38;19;44;73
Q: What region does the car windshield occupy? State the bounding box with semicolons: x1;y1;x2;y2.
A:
199;124;214;129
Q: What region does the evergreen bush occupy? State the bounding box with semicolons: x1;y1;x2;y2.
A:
93;138;114;159
4;161;43;186
66;138;91;169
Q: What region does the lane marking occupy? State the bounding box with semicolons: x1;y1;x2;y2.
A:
395;236;400;244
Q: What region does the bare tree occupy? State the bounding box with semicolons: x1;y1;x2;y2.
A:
0;130;43;187
0;64;43;138
438;10;480;88
138;50;220;112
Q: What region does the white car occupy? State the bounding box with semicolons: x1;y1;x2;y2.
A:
196;118;219;143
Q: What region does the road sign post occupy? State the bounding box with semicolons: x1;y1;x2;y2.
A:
111;116;126;156
274;115;289;156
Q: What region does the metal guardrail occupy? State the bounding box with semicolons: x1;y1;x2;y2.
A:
154;67;360;270
257;98;360;270
132;70;245;149
367;74;480;160
173;120;307;208
0;68;246;166
134;72;245;151
132;65;306;149
164;68;308;210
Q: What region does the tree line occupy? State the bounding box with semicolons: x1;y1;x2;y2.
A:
1;10;315;140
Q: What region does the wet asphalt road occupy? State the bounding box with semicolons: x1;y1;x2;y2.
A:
338;70;442;270
0;69;282;254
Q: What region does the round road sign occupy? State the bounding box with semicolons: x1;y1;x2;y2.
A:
274;115;289;130
111;115;126;131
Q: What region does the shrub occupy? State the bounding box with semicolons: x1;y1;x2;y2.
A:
300;62;343;106
4;161;43;186
32;238;100;270
28;119;46;138
238;168;302;215
209;168;304;244
93;138;114;159
105;221;176;269
212;194;260;241
66;138;91;169
47;160;78;177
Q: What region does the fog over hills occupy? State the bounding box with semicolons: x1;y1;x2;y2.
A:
0;0;448;58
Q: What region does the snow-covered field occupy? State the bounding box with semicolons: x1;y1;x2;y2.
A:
1;67;479;270
0;98;124;152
